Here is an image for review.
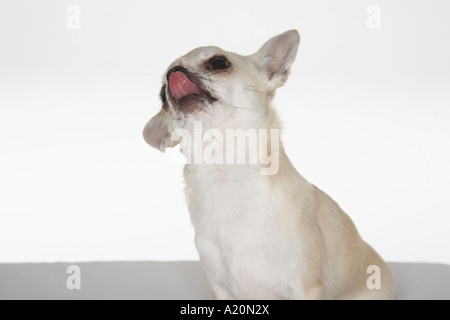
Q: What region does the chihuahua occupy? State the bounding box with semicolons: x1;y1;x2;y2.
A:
143;30;395;299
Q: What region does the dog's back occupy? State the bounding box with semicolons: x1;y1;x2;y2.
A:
313;185;395;299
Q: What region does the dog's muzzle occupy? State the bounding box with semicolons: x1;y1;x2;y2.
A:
165;66;216;113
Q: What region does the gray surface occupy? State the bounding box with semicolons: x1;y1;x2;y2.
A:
0;262;449;300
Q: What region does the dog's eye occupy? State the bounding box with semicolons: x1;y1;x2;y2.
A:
209;56;231;70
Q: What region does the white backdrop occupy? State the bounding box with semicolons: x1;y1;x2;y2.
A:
0;0;449;264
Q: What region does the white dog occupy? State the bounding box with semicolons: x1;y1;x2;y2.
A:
143;30;395;299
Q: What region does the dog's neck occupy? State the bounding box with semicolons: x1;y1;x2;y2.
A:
180;104;284;177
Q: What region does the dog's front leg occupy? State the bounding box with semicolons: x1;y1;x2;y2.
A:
211;285;234;300
292;283;325;300
287;278;325;300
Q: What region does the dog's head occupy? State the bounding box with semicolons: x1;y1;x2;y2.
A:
143;30;300;152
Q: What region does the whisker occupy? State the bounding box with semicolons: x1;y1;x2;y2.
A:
203;109;213;117
195;75;230;90
245;87;271;95
154;108;168;134
230;104;255;111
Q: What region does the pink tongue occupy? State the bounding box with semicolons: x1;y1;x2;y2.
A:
169;71;201;101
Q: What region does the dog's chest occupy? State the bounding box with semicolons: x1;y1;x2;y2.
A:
185;165;302;299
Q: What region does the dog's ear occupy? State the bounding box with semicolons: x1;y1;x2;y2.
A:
255;30;300;90
143;107;179;152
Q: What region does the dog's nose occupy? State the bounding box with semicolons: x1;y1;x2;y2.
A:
167;66;189;81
